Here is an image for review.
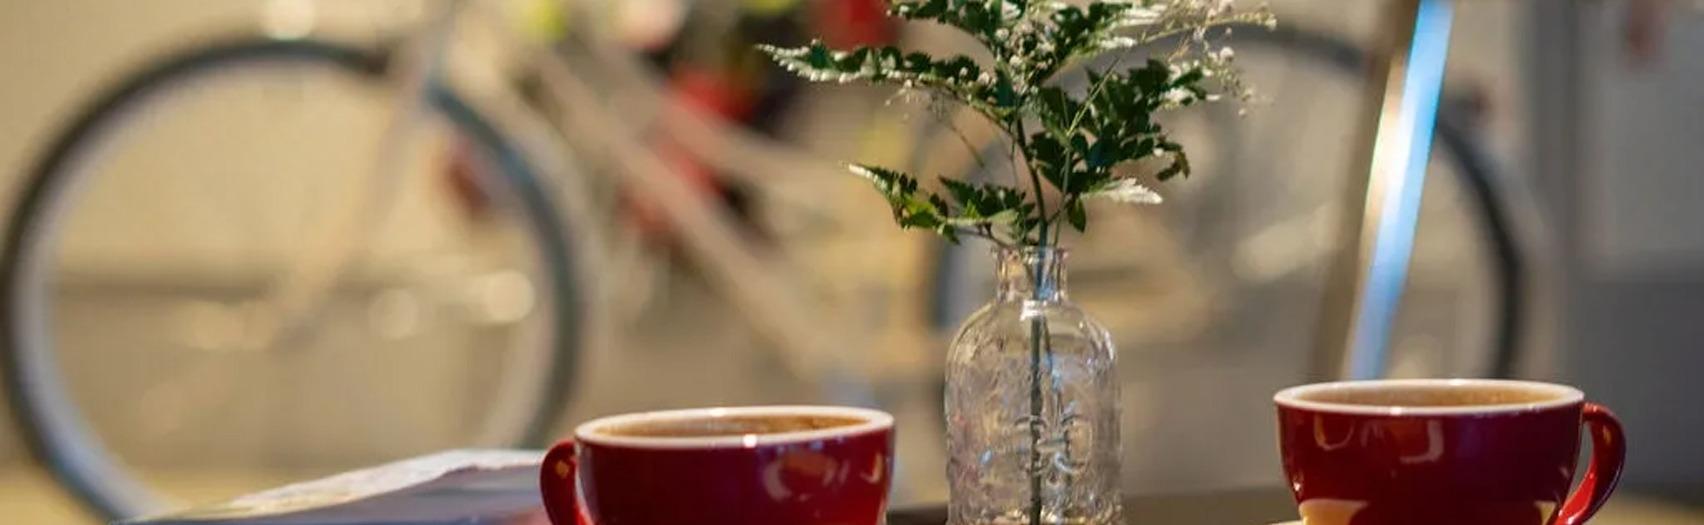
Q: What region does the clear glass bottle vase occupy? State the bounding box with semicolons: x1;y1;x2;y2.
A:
946;247;1121;525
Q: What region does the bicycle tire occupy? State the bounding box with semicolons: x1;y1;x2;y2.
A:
926;25;1524;378
0;37;584;519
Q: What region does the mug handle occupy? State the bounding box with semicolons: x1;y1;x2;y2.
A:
1552;403;1626;525
540;439;582;525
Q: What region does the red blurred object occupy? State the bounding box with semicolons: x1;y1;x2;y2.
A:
443;137;494;222
670;65;758;120
1623;0;1668;65
624;66;756;240
815;0;898;48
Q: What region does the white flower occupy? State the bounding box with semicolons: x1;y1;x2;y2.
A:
848;164;881;183
1087;179;1164;205
1116;6;1165;28
1098;36;1138;51
1162;87;1194;105
848;164;898;193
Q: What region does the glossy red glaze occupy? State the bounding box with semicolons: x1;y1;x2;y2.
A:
1275;380;1625;525
1555;404;1626;525
541;407;893;525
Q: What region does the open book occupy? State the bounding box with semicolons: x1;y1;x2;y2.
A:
121;450;549;525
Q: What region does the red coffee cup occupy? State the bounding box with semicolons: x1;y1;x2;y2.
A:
1274;379;1625;525
539;405;894;525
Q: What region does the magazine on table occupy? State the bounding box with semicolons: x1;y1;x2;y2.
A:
120;450;548;525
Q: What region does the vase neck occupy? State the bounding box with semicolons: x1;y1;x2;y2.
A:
994;247;1068;303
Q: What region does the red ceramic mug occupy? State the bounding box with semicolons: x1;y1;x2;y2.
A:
540;405;894;525
1275;379;1625;525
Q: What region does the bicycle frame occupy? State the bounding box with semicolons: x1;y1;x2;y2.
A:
243;0;464;355
405;0;883;403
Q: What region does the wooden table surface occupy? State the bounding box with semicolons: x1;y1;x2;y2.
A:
884;487;1704;525
886;488;1298;525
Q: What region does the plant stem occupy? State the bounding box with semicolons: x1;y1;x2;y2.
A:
998;83;1047;525
1051;198;1071;242
1000;42;1055;525
1015;120;1050;237
941;111;992;174
1026;228;1050;525
950;226;1011;248
1049;59;1125;244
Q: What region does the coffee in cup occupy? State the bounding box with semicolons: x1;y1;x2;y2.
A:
598;414;869;438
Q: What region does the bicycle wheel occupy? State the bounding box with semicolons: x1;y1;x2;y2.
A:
1;37;583;519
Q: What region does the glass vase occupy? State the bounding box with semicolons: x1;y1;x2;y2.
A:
946;247;1121;524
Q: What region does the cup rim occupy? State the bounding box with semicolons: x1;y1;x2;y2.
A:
1274;378;1584;416
573;405;893;449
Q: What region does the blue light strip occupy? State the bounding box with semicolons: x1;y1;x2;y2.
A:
1348;0;1455;380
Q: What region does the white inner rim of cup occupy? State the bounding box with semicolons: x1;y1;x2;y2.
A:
575;405;893;449
1274;379;1584;416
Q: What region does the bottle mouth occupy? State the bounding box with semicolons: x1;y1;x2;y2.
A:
995;246;1068;254
994;246;1069;261
993;246;1068;301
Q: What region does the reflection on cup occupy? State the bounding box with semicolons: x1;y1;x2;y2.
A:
1274;379;1625;525
540;405;895;525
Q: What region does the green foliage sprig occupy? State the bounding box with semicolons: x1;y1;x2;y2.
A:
761;0;1274;248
